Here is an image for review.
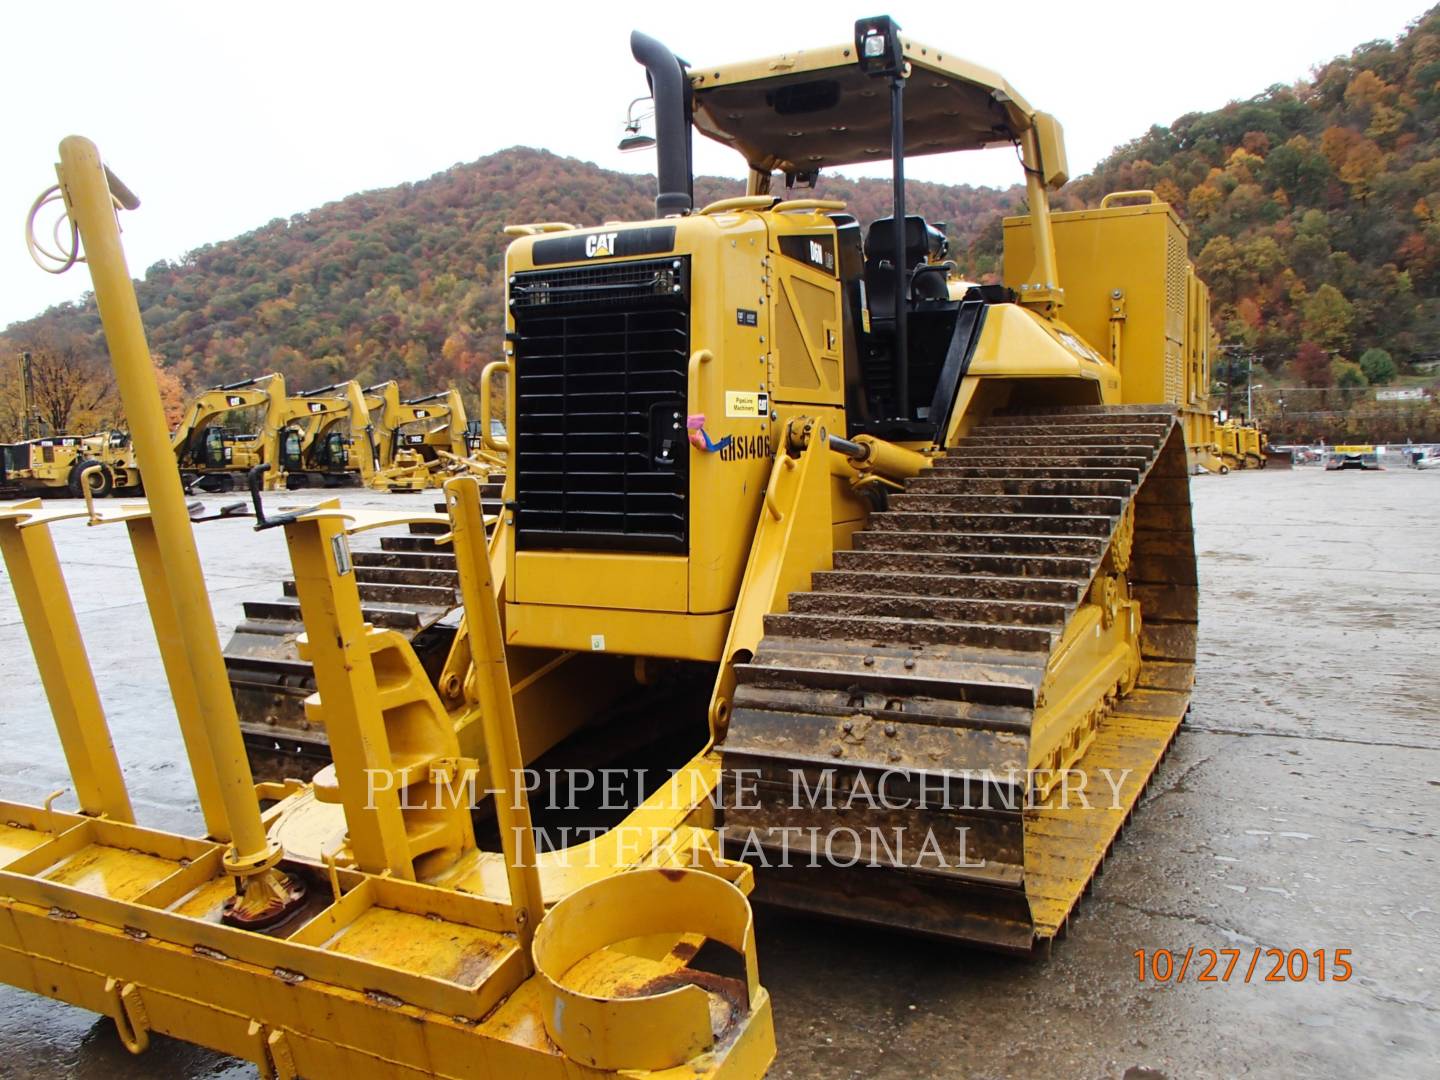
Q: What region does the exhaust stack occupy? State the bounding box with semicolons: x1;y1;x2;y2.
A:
630;31;693;217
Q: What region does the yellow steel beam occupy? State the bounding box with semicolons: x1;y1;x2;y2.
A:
707;422;834;737
285;511;420;879
18;483;229;840
1017;125;1064;310
0;510;133;822
54;136;297;920
123;517;230;840
444;475;544;947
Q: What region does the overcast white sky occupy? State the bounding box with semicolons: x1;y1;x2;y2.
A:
0;0;1428;326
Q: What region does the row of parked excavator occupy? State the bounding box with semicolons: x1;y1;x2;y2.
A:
0;371;501;499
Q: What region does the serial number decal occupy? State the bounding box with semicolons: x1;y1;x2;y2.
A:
1134;948;1353;983
719;434;772;462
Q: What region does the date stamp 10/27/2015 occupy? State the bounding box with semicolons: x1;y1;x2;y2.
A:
1135;948;1354;984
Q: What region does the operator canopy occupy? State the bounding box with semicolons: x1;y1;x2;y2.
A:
689;37;1049;176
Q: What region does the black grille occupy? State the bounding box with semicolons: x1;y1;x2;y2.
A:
510;256;691;552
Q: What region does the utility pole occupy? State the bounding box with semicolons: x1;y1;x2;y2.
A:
1222;348;1233;422
1246;354;1255;420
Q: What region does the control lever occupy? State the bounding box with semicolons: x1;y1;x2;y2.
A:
246;464;307;531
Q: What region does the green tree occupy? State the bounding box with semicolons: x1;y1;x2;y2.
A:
1331;358;1368;388
1358;347;1398;384
1197;235;1243;303
1302;284;1356;353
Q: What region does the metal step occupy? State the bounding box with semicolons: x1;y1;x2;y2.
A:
810;569;1083;604
905;475;1135;497
277;579;457;607
353;550;458;571
348;565;460;589
762;611;1057;652
245;597;430;631
925;465;1144;482
959;432;1165;448
854;529;1108;558
936;449;1154;467
380;534;453;553
888;493;1128;517
787;590;1069;627
839;544;1094;579
866;512;1116;538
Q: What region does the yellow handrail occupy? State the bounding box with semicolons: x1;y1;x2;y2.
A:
1100;189;1160;208
479;359;511;453
697;195;775;214
771;198;847;214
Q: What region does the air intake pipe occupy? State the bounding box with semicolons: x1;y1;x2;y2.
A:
630;30;693;217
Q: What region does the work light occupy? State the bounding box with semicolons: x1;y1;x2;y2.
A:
855;15;903;77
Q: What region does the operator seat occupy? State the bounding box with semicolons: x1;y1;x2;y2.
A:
851;214;967;435
863;215;930;331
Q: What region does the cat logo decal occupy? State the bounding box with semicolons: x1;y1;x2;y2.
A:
585;232;620;258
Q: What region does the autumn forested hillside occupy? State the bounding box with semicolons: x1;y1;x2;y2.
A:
0;155;1018;435
5;7;1440;439
1059;3;1440;398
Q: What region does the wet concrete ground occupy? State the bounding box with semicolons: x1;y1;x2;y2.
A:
0;468;1437;1078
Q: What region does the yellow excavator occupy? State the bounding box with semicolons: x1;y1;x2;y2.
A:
1;17;1208;1077
173;374;375;490
171;372;297;490
285;379;380;487
365;383;465;461
364;382;479;491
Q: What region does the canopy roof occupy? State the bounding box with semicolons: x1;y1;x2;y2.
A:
689;37;1039;175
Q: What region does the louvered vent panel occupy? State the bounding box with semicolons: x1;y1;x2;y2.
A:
509;256;691;552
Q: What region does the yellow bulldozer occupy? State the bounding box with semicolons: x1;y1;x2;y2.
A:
229;16;1205;942
1216;417;1267;471
475;20;1201;950
1;18;1207;1078
0;351;142;498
